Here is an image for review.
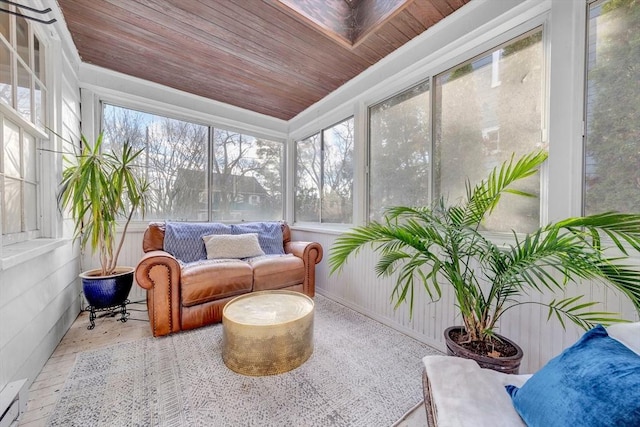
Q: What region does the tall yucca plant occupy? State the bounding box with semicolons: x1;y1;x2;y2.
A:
57;133;148;276
330;151;640;343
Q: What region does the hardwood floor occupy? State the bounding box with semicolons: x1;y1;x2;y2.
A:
18;302;151;426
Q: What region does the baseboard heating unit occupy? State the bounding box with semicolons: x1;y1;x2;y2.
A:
0;379;28;427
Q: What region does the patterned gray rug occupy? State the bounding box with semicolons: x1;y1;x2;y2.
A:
47;294;441;426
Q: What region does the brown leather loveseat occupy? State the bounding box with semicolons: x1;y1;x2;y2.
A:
135;221;323;337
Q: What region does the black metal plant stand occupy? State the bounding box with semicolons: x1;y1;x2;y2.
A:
86;299;130;330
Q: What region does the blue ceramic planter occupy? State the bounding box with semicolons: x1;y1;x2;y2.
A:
80;267;134;309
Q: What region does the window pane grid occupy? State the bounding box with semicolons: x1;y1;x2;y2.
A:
102;104;284;222
294;117;354;224
369;81;431;222
0;42;12;106
368;29;544;232
0;12;45;128
295;134;321;222
584;0;640;215
2;117;39;237
435;29;544;232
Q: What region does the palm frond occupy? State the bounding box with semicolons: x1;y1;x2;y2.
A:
463;150;548;226
546;296;626;331
329;150;640;343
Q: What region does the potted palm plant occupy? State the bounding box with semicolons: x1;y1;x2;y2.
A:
329;151;640;373
58;132;147;329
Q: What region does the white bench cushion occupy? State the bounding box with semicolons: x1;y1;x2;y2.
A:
422;355;531;427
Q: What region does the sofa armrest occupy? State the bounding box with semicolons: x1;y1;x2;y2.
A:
285;241;323;297
285;241;323;264
135;250;182;337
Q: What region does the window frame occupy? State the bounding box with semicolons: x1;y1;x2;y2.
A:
293;116;355;225
364;20;549;231
367;79;432;223
581;0;639;216
0;8;48;245
100;101;286;223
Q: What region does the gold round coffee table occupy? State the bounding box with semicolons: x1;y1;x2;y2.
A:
222;290;314;376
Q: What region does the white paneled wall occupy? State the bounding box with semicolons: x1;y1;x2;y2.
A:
0;243;80;389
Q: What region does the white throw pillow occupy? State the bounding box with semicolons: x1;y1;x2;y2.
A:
202;233;265;259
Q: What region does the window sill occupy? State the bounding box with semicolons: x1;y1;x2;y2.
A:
1;238;71;271
290;223;353;235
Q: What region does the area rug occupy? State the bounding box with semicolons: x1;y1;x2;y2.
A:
47;295;441;426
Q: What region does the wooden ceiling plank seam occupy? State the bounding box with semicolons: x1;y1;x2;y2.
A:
406;0;443;28
373;20;413;47
274;0;353;47
429;0;457;18
446;0;469;10
357;32;398;58
389;10;428;39
351;0;414;46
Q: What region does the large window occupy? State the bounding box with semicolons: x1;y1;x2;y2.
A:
295;117;354;224
102;104;283;221
369;81;430;221
435;29;544;232
1;9;46;242
369;28;544;232
584;0;639;215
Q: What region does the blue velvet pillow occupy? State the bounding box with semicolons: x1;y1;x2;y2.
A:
231;222;285;255
506;325;640;427
163;222;232;263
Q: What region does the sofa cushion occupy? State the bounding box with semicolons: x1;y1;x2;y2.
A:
203;233;265;259
180;260;253;306
506;325;640;427
232;222;285;255
164;222;232;263
250;254;305;291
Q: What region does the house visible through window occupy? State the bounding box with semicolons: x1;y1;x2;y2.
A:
102;104;284;222
584;0;639;215
294;117;354;224
435;28;544;232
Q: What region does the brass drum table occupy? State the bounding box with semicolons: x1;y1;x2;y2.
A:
222;290;314;376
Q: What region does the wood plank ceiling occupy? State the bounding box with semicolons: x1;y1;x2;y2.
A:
57;0;470;121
